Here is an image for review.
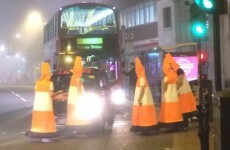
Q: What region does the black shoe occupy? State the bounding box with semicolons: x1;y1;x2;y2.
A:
165;128;179;133
130;127;139;132
141;131;151;136
182;127;188;131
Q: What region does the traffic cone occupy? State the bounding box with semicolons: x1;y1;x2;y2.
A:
26;62;59;141
66;56;88;126
177;68;197;118
159;53;183;130
130;57;158;133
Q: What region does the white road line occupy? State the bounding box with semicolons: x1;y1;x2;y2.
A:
15;94;20;97
113;121;129;127
20;97;27;102
6;88;27;102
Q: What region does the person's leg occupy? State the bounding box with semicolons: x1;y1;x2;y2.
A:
182;114;189;130
129;85;135;101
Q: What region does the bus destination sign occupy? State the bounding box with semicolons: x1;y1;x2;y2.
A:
77;38;103;50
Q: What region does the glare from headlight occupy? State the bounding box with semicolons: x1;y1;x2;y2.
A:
74;93;104;120
111;89;127;105
65;56;73;63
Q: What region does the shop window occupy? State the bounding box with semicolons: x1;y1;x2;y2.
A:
136;8;140;25
163;7;172;28
121;0;157;28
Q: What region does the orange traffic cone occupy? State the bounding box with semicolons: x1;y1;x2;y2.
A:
159;53;183;130
66;56;89;126
26;62;59;141
177;68;197;123
130;57;158;133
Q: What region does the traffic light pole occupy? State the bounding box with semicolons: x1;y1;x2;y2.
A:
197;41;210;150
190;1;224;149
197;41;203;105
213;13;222;91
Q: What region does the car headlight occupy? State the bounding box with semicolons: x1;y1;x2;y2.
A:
111;89;127;105
74;92;104;120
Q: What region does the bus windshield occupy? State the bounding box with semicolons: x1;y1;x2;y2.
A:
44;3;121;86
60;6;117;35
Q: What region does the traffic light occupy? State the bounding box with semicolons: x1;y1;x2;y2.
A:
198;51;207;65
190;3;207;40
195;0;216;13
194;0;228;14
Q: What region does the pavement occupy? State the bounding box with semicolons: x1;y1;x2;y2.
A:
114;99;216;150
0;85;216;150
0;107;216;150
122;99;216;150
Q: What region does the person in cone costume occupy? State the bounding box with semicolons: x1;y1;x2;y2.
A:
66;56;88;126
177;68;197;129
159;53;184;132
26;62;59;142
130;57;158;134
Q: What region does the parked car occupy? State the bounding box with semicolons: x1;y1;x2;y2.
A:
51;67;115;132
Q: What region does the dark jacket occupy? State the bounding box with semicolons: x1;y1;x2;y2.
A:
122;68;137;87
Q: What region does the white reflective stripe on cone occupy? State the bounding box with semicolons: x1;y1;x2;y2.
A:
33;92;53;111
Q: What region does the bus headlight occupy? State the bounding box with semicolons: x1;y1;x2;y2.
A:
64;56;73;63
75;93;104;120
111;89;127;105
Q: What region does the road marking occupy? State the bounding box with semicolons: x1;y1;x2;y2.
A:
15;94;20;97
20;97;27;102
6;88;27;102
113;121;129;127
123;113;129;117
1;131;27;135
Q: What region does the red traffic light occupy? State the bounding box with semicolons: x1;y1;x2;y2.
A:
198;52;206;65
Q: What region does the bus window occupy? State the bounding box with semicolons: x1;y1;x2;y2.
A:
60;6;117;35
44;3;121;87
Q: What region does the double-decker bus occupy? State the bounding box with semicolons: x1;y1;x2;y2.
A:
44;2;123;90
44;3;126;124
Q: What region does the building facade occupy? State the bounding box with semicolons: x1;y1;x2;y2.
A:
117;0;161;102
103;0;230;100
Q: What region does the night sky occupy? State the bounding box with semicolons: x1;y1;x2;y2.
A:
0;0;104;82
0;0;101;40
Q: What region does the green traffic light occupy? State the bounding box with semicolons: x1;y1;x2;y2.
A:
196;26;204;33
190;3;207;40
195;0;215;12
195;0;202;6
191;22;207;38
203;0;213;9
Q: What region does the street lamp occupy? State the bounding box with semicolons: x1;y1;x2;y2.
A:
0;45;5;52
20;11;44;84
15;33;21;39
26;11;43;32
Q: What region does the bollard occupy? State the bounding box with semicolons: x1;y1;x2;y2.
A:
197;97;210;150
